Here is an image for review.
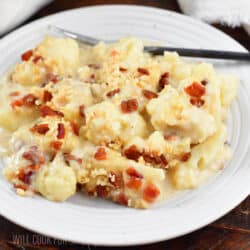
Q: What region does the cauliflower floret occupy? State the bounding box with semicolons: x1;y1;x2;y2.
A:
82;101;148;145
147;86;216;143
170;125;230;189
43;79;93;121
34;154;76;201
35;36;80;77
12;61;47;85
10;117;80;153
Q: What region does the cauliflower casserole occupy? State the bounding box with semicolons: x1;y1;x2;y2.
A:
0;37;237;208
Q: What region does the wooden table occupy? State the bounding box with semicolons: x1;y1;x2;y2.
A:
1;1;249;249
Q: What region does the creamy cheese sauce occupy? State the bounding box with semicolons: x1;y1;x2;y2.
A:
0;36;237;208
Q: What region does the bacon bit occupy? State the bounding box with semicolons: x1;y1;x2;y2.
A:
17;169;33;184
50;141;62;151
96;186;109;198
158;72;169;91
14;184;28;191
190;98;205;107
164;133;178;141
142;89;158;100
137;67;150;75
48;73;60;84
143;183;160;203
181;152;191;162
106;88;120;98
126;167;143;179
111;50;119;57
30;123;49;135
9;91;20;97
23;94;38;107
57;123;65;139
124;145;141;161
184;82;206;98
201;79;208;86
32;55;43;64
21;50;33;61
116;193;128;206
43;90;53;103
79;105;85;118
120;99;138;113
108;171;123;188
126;177;142;190
70;121;79;136
22;146;45;165
40;105;64;117
119;67;127;72
142;151;168;167
11;99;24;109
64;153;82;165
94;147;107;160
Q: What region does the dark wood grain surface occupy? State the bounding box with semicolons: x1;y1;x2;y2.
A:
1;1;250;249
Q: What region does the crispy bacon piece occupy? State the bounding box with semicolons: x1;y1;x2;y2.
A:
64;153;82;165
158;72;169;91
142;151;168;167
143;183;160;203
21;50;33;61
40;105;64;117
22;94;38;107
17;169;33;184
190;98;205;107
126;177;142;189
10;99;23;109
22;146;45;165
137;67;149;75
94;147;107;160
108;171;123;188
106;88;120;98
142;89;158;100
126;167;143;179
184;82;206;98
14;184;28;191
201;79;208;86
30;123;49;134
124;145;141;161
120;99;138;113
119;67;127;72
9;91;20;97
181;152;191;162
79;105;85;117
32;55;43;64
50;141;62;151
48;73;60;84
11;94;38;109
57;123;65;139
116;193;128;206
96;186;109;198
43;90;53;103
70;121;79;136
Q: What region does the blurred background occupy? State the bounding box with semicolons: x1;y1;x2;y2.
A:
0;0;250;51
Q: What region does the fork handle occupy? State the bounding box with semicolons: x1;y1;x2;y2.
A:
144;46;250;61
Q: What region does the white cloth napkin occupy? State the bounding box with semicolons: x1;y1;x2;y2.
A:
0;0;52;35
178;0;250;35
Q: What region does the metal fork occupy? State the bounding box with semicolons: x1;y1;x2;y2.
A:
49;26;250;61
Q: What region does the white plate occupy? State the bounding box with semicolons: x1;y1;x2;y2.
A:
0;5;250;246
